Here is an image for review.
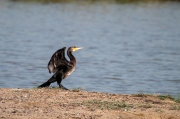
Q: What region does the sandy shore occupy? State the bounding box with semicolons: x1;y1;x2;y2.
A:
0;88;180;119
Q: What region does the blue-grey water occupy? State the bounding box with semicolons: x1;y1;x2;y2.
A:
0;1;180;97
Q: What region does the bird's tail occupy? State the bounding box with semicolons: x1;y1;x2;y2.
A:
38;81;51;88
38;73;57;88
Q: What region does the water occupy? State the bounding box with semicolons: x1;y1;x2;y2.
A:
0;1;180;97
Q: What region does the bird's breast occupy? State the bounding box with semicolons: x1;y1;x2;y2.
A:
66;67;75;77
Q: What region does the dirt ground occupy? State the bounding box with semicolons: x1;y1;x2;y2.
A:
0;88;180;119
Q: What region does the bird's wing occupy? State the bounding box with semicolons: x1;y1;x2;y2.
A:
48;47;69;73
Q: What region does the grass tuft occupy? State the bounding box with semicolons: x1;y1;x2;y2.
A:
83;100;133;110
157;94;174;100
157;94;180;103
174;95;180;103
70;87;84;92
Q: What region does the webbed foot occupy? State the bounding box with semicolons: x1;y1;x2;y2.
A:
59;84;68;90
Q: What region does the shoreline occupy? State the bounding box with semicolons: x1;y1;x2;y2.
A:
0;88;180;119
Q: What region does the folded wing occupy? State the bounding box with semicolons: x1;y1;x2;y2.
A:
48;47;69;73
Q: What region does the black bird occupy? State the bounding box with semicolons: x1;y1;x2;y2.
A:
38;46;83;89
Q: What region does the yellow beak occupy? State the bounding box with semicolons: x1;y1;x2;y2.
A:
73;47;83;52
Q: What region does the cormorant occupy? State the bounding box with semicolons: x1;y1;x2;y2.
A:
38;46;83;90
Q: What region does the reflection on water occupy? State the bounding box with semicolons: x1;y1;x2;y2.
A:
0;0;180;97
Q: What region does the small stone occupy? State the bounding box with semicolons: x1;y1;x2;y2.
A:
24;94;30;98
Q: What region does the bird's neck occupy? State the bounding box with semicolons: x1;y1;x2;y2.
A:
67;51;76;65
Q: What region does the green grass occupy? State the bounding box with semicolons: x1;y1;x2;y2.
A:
132;93;180;104
157;95;171;100
54;100;134;110
157;94;180;103
174;95;180;103
83;100;133;110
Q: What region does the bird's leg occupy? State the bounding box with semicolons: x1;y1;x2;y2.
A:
59;83;69;90
57;81;68;90
57;79;68;90
55;73;67;90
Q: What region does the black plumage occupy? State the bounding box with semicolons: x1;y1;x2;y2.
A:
38;46;83;89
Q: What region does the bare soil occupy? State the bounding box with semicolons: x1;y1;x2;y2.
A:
0;88;180;119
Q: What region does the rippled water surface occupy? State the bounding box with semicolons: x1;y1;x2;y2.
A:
0;1;180;97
